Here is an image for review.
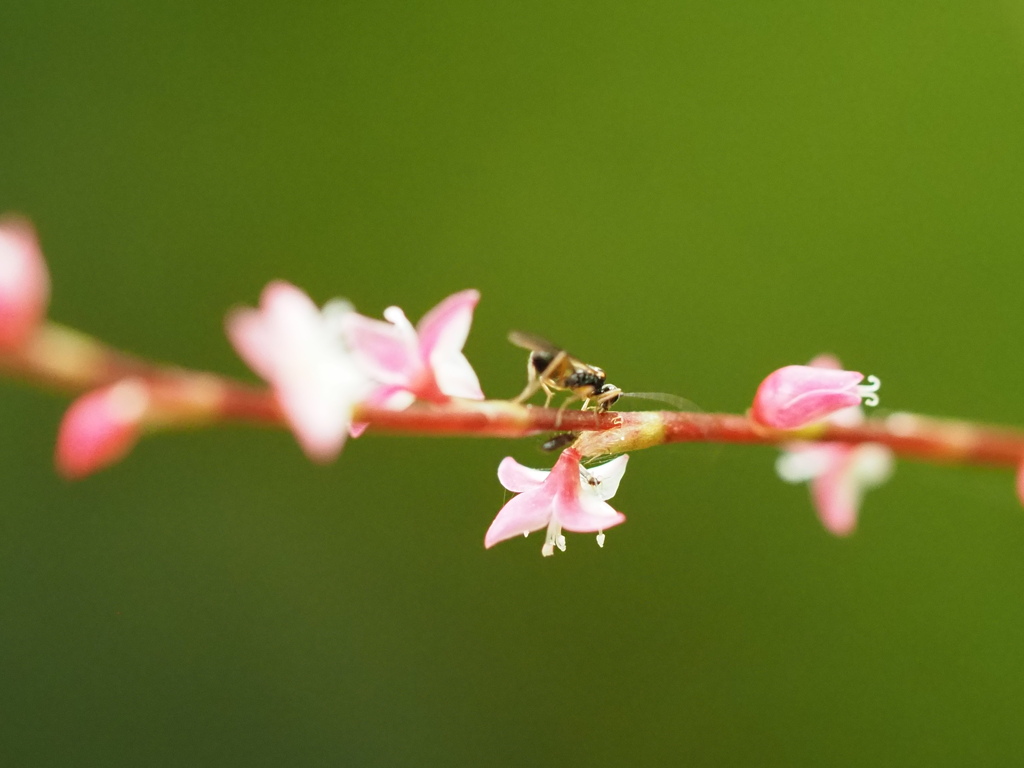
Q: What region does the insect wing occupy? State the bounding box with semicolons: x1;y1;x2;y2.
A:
509;332;606;376
507;330;564;355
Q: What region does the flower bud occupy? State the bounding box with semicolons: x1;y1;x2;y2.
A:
1017;462;1024;508
55;379;151;479
0;218;50;350
752;365;880;430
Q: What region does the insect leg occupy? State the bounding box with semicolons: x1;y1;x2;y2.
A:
541;382;556;408
554;391;583;428
512;358;542;403
512;351;568;404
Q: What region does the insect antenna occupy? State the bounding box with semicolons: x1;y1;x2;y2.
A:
618;391;703;412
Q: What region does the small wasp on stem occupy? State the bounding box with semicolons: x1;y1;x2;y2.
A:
508;331;622;412
508;331;703;452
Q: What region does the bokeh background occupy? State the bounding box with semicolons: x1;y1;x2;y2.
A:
3;2;1024;765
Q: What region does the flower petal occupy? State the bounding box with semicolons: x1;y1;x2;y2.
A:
772;389;864;430
274;372;353;462
418;290;484;400
851;443;895;487
226;307;270;376
227;281;370;462
342;312;420;385
348;385;417;438
432;351;484;400
554;489;626;534
497;456;550;493
484;487;555;548
828;404;866;428
752;365;865;430
775;444;837;483
227;283;322;376
808;354;842;370
810;455;861;536
0;217;50;350
417;289;478;361
586;455;629;501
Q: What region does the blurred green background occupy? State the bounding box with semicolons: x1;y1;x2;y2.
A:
3;2;1024;765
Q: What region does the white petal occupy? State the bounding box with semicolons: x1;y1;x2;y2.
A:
585;455;630;501
828;404;865;428
227;282;373;462
850;443;895;488
431;350;484;400
775;447;832;483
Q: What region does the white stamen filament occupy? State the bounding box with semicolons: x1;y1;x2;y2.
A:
857;375;881;407
542;517;564;557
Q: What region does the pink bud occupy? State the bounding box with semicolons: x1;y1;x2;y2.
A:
752;365;880;430
0;218;50;350
55;379;151;479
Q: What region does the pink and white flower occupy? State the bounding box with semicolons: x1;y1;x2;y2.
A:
0;217;50;350
1016;462;1024;508
486;448;629;556
226;281;372;462
752;354;880;430
770;356;894;535
55;379;151;479
776;439;894;536
341;289;484;411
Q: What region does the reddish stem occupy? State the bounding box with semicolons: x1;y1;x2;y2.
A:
4;321;1024;470
660;412;1024;468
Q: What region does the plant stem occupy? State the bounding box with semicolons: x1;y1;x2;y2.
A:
4;321;1024;470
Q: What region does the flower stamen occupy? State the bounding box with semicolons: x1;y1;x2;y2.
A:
857;375;881;407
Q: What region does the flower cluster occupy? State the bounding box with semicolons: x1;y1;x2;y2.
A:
0;221;489;480
227;283;485;461
227;282;632;556
751;354;894;535
9;216;1024;560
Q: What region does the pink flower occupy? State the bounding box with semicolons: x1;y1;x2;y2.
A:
56;379;150;479
486;448;629;556
226;281;372;462
341;289;484;411
0;217;50;350
769;355;894;535
1017;462;1024;508
752;355;880;430
775;440;894;536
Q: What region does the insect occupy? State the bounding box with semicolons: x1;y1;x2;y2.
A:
509;331;622;411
